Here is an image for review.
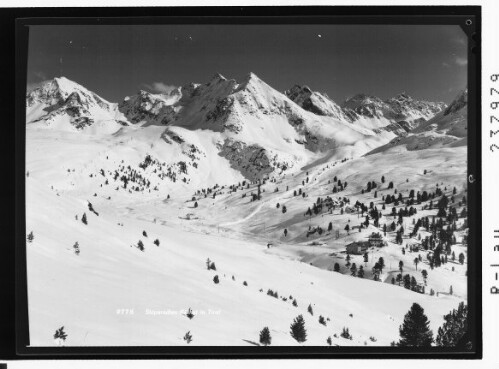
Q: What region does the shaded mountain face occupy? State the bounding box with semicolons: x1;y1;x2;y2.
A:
118;90;181;126
284;85;352;122
366;88;467;155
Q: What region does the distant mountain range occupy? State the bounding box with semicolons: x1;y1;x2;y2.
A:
26;73;465;180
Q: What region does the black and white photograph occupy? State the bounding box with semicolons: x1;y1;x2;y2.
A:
23;20;473;350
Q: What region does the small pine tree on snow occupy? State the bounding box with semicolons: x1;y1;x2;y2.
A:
340;327;352;339
186;308;195;320
357;265;364;278
259;326;272;346
350;263;357;276
319;315;326;326
143;230;148;237
459;253;465;265
290;315;307;343
154;239;160;246
243;281;248;286
327;336;332;346
27;231;34;243
282;205;287;214
82;213;88;225
421;269;428;285
328;222;333;232
213;275;219;284
449;285;453;295
292;299;298;307
206;258;216;270
334;263;340;273
183;331;193;344
54;326;67;345
307;304;314;315
397;303;434;347
194;201;198;208
73;241;80;255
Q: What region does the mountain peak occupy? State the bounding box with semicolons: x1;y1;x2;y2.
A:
209;73;227;83
391;92;412;101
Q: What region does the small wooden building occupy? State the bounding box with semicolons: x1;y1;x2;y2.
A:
367;232;385;247
346;241;369;255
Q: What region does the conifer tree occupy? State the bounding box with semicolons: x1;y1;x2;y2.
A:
27;231;34;243
53;326;68;345
307;304;314;316
259;326;272;346
414;257;420;271
290;315;307;343
183;331;193;344
340;327;352;339
345;253;351;267
421;269;428;285
350;263;357;276
378;257;385;272
398;303;434;347
334;263;340;273
357;265;365;278
82;213;88;225
436;302;469;348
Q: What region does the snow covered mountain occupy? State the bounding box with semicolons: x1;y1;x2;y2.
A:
25;74;469;347
26;77;129;134
118;89;182;126
285;84;446;134
366;88;467;154
25;74;447;183
342;92;446;127
284;85;353;122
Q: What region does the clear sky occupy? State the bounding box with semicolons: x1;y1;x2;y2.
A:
27;24;467;105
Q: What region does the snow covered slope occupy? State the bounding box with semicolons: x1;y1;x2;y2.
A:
26;128;466;346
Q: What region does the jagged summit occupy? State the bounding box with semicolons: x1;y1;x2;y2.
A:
208;72;227;84
26;76;127;132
